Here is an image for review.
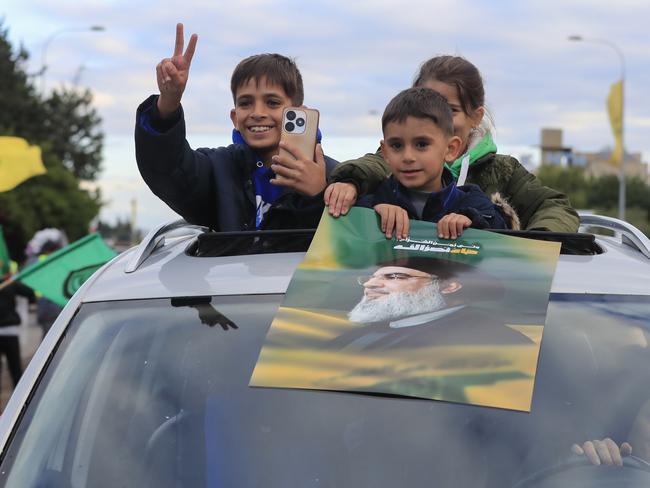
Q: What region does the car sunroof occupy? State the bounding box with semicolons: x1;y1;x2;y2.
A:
186;228;602;258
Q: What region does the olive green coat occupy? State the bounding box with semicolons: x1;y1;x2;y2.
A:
329;151;580;232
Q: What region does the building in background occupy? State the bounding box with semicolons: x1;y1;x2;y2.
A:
539;128;649;183
540;128;585;167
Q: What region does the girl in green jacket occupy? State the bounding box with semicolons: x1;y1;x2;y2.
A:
325;55;579;232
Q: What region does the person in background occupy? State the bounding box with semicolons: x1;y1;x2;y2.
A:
34;241;64;338
24;230;68;339
0;269;35;388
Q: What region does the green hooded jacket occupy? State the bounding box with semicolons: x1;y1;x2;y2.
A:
328;136;580;233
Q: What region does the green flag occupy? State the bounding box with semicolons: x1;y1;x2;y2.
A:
15;233;117;306
0;226;10;275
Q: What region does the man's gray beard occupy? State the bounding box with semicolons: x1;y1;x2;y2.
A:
348;281;446;324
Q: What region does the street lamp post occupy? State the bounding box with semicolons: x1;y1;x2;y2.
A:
40;25;105;94
568;35;626;221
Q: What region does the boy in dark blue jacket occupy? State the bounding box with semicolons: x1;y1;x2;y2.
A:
135;23;337;231
358;87;507;240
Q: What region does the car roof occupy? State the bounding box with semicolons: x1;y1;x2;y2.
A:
80;214;650;303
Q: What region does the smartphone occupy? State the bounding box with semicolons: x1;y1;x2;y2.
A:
279;107;319;160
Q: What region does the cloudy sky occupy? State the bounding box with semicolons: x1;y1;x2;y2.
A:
2;0;650;230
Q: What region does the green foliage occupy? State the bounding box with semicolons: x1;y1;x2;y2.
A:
97;217;142;244
0;24;41;138
0;155;100;258
626;177;650;209
0;24;103;180
536;164;650;237
586;175;618;209
535;165;589;209
37;88;103;180
0;22;104;260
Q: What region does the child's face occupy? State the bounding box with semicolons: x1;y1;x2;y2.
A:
380;116;461;193
421;80;484;153
230;77;292;156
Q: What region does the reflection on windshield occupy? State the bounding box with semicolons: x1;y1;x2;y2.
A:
171;296;239;330
0;294;649;487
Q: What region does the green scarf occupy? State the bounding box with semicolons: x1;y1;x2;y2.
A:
447;133;497;179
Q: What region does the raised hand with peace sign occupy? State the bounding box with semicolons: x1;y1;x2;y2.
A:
156;23;198;118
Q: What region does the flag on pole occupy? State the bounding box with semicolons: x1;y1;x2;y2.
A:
14;233;117;306
0;226;10;276
607;80;624;166
0;136;47;192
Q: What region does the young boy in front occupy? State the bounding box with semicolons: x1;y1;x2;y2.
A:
358;87;507;239
135;23;338;231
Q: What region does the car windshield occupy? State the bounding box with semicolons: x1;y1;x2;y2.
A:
1;294;650;487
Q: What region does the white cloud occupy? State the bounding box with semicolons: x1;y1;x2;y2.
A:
629;116;650;128
88;90;115;109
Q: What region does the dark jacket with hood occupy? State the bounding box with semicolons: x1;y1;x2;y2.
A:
357;167;508;230
135;95;338;231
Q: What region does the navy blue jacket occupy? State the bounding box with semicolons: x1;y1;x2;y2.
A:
357;168;508;230
135;95;338;231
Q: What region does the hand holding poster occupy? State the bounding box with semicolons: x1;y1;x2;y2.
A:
251;208;560;411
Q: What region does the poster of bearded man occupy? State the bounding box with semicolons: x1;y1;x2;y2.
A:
250;208;560;412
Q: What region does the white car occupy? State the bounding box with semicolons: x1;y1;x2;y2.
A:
0;215;649;487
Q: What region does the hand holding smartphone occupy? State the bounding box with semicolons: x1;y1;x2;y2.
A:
278;107;319;160
271;107;326;196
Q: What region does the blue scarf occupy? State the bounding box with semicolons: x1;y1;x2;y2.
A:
232;128;323;228
232;129;283;229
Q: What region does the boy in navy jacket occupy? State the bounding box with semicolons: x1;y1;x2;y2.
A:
135;23;337;231
357;87;507;239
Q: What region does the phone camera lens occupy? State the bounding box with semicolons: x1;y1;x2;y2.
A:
285;122;295;132
296;117;305;127
286;110;296;121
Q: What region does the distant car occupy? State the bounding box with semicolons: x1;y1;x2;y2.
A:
0;215;649;487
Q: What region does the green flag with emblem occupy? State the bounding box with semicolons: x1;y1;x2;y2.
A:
14;233;116;306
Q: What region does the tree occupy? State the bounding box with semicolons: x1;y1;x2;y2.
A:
0;24;41;139
0;157;100;259
0;23;103;181
37;88;104;180
537;163;650;236
625;177;650;210
0;21;103;261
536;165;589;209
97;218;142;245
585;175;618;210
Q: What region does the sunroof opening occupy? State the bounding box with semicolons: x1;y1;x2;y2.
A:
186;229;602;258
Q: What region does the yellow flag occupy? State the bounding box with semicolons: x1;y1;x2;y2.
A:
607;80;623;166
0;136;47;192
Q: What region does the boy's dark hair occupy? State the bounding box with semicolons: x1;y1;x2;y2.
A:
382;87;454;136
230;53;304;105
413;55;484;116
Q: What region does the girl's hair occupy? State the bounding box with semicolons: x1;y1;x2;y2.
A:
413;55;484;116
